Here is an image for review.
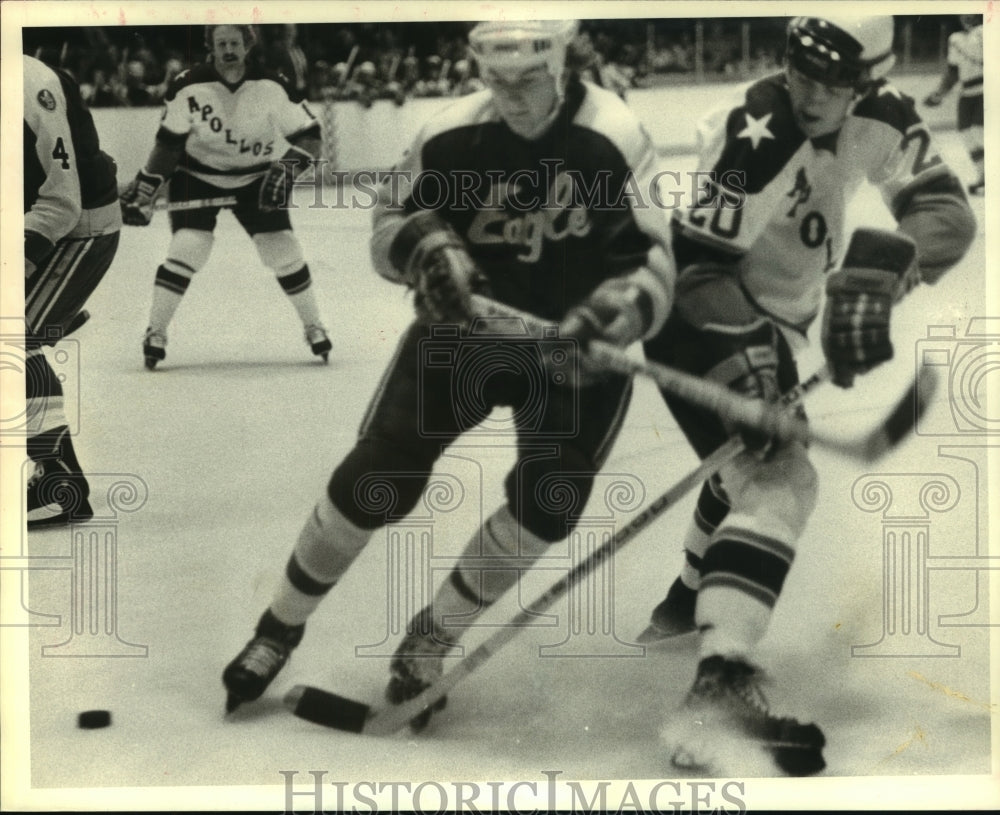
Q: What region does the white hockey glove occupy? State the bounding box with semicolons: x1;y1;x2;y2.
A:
821;229;917;389
388;210;491;325
259;145;313;211
559;278;654;386
120;170;165;226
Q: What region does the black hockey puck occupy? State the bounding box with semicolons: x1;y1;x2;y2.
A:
77;710;112;729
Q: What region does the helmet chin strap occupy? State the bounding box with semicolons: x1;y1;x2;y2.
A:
501;75;568;140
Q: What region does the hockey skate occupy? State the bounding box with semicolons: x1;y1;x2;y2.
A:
305;324;332;363
26;426;93;529
636;577;698;643
385;607;454;732
222;609;305;713
143;327;167;370
662;655;826;777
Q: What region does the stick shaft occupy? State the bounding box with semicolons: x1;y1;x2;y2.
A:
153;196;238;211
364;368;829;736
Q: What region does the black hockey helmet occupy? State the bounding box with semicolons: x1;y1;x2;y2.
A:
786;15;895;90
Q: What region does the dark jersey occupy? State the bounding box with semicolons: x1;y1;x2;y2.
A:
371;77;674;335
23;54;118;245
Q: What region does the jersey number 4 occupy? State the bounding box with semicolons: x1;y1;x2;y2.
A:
52;137;71;169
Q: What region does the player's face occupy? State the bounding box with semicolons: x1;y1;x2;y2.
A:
786;66;855;138
482;64;560;139
212;26;248;69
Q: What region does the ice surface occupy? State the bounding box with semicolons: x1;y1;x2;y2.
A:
5;91;995;811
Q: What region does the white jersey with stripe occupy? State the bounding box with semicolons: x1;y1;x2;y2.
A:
672;74;954;348
947;26;983;95
157;63;320;189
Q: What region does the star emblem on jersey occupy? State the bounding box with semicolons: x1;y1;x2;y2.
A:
37;89;57;111
737;112;774;149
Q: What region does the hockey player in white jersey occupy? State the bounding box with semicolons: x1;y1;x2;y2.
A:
923;15;984;194
639;15;976;775
119;25;332;368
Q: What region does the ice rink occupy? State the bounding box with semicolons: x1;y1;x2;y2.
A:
4;79;997;811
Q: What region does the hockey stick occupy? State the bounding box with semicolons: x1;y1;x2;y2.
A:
284;368;831;736
152;196;238;211
468;293;938;464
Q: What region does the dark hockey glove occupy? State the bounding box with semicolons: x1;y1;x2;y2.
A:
389;210;490;325
821;229;917;389
120;169;165;226
259;145;313;212
559;278;654;386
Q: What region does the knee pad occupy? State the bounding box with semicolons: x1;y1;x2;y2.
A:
165;229;213;275
253;230;305;276
718;441;818;545
505;445;595;542
327;438;435;530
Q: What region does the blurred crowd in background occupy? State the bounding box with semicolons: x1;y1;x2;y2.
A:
23;17;965;109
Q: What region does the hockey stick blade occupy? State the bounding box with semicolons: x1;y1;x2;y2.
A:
284;435;746;735
284;684;371;733
810;365;940;463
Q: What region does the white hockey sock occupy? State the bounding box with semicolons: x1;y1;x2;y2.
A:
276;265;323;327
148;264;193;334
270;497;372;625
430;505;551;640
679;521;711;591
695;585;771;662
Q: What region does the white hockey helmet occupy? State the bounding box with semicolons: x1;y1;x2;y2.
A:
468;20;579;85
786;15;896;89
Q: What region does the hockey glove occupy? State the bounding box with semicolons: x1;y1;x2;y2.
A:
120;169;165;226
559;278;654;386
259;145;313;212
389;210;490;325
821;229;917;389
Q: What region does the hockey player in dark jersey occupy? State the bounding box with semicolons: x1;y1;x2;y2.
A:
222;20;676;723
638;15;976;774
119;24;332;368
23;53;122;528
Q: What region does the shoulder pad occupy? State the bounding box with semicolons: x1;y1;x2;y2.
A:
418;89;496;144
573;81;650;170
851;82;921;136
717;75;806;194
164;64;215;101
